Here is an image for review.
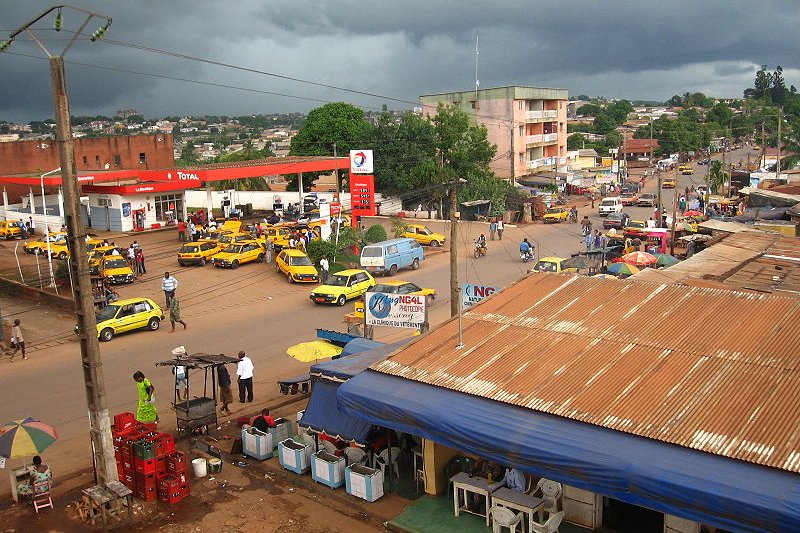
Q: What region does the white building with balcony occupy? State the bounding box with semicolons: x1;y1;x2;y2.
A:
420;85;568;181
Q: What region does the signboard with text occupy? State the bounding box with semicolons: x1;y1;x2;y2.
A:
350;150;374;174
350;174;376;217
365;291;426;328
462;284;498;309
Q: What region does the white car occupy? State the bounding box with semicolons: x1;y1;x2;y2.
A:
598;197;623;216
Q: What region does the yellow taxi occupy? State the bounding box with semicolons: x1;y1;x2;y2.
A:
97;255;135;284
530;256;576;274
543;207;570;223
0;220;23;240
211;241;265;269
662;177;676;188
215;232;261;250
310;269;375;306
262;226;293;249
91;297;163;342
623;220;648;239
372;281;436;305
402;223;445;247
679;165;694;175
275;249;319;283
88;246;126;272
24;232;67;254
177;240;220;266
51;236;103;260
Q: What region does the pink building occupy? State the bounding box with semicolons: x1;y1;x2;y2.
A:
420;86;568;181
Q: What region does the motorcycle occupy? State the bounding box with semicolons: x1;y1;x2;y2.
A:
520;249;534;263
581;223;592;236
568;211;578;224
473;241;487;259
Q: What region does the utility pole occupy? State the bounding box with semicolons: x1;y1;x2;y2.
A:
449;177;459;318
776;110;782;180
2;5;117;485
760;124;766;170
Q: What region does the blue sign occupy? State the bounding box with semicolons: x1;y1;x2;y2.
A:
122;202;131;217
462;284;498;308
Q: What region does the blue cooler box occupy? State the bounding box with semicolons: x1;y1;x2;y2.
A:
278;438;312;474
345;464;384;502
242;427;273;461
311;450;345;488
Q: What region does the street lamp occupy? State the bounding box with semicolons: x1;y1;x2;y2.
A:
1;5;117;485
40;167;61;290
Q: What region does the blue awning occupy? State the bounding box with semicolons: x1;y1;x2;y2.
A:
341;336;385;356
337;370;800;533
311;340;410;381
299;379;373;444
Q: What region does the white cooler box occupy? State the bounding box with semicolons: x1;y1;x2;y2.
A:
278;438;312;474
345;464;384;502
242;426;273;461
267;418;293;449
311;450;346;489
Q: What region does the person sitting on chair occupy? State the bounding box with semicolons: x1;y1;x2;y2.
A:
499;466;526;493
251;408;276;432
16;455;52;502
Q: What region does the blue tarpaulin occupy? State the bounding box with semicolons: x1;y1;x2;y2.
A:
340;337;384;357
337;370;800;533
299;379;373;444
311;340;410;381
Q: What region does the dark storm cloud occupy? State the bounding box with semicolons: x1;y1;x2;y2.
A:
0;0;797;122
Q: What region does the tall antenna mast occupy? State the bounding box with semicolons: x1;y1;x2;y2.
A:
474;33;480;97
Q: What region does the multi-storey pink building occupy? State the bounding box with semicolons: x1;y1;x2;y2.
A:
420;86;568;181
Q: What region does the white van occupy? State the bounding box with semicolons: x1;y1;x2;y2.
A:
598;197;623;216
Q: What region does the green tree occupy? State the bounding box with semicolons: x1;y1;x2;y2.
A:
708;160;726;195
364;224;387;243
175;143;199;166
576;104;602;116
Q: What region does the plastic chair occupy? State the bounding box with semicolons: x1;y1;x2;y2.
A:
344;447;367;466
530;511;563;533
489;505;523;533
532;478;562;518
374;446;401;479
32;481;53;513
321;439;339;456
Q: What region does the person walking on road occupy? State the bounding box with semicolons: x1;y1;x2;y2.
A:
319;256;329;283
9;318;26;361
162;272;178;308
217;363;233;414
489;219;497;240
135;247;146;276
236;350;254;403
168;295;187;332
133;371;158;423
496;218;504;240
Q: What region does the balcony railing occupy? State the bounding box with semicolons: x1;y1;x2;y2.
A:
543;133;559;142
526;133;559;145
525;110;558;121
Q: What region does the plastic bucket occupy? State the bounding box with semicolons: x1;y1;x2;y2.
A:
191;457;208;478
208;458;222;474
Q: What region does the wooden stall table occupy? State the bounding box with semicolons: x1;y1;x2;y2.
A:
491;487;544;533
81;481;133;530
451;471;498;526
9;463;35;503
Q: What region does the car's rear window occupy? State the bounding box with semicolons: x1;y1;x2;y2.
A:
362;247;383;258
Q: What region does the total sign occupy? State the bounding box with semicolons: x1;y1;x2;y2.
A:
365;292;426;328
350;149;374;174
462;284;498;309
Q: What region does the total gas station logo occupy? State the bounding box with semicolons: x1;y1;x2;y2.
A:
350;149;373;174
352;152;367;168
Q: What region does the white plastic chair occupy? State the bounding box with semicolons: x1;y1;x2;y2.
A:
301;432;323;452
530;511;563;533
344;447;367;466
374;446;401;479
32;481;53;513
321;439;339;456
489;505;523;533
532;478;562;518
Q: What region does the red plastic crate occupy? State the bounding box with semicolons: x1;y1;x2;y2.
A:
123;472;136;490
134;457;157;474
120;457;134;472
166;451;187;476
155;456;167;477
135;485;157;502
152;434;176;457
113;412;136;433
135;471;157;489
158;478;189;505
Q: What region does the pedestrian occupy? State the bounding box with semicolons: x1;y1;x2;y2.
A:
319;256;329;283
132;240;139;249
590;194;596;209
190;221;197;241
168;295;187;332
584;231;593;251
177;220;186;242
127;244;136;274
18;221;27;239
236;350;254;403
217;363;232;414
135;247;146;275
592;230;602;249
9;318;26;361
162;272;178;308
173;362;189;401
489;219;497;241
133;371;158;423
28;216;36;236
265;237;274;263
496;218;504;240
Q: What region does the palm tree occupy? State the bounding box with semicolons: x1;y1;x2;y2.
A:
707;161;726;195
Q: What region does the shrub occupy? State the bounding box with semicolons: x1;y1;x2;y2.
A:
390;216;409;238
364;224;387;244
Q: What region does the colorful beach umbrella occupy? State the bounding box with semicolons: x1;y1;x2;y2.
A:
0;418;59;459
607;263;640;276
286;341;343;363
622;251;658;266
656;254;680;267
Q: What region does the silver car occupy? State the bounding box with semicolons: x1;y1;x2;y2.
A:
638;193;656;207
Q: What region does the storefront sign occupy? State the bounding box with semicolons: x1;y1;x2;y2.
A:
462;284;498;308
365;292;426;328
350;150;374;174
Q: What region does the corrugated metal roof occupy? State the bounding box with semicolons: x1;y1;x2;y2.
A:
373;274;800;473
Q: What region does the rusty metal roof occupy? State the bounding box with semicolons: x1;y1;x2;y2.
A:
373;274;800;473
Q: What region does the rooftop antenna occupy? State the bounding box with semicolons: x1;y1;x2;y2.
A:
474;33;480;97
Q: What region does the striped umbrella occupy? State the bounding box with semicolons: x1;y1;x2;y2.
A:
607;262;641;276
0;418;59;459
622;251;658;266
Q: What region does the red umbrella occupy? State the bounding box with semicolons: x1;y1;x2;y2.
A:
622;251;657;266
682;210;705;219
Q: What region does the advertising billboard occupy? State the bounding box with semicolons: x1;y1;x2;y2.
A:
462;284;498;309
365;291;426;328
350;149;374;174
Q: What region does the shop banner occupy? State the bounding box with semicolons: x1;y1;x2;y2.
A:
462;284;498;309
365;291;426;328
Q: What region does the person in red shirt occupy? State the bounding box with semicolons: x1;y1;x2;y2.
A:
251;408;276;432
177;220;187;242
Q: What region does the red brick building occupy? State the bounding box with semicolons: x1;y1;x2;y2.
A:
0;134;174;176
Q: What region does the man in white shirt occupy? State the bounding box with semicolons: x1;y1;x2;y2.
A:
319;257;329;283
236;350;254;403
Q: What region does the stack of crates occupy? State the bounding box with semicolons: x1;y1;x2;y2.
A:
112;412;190;504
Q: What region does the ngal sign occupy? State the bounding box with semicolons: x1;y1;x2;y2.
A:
462;284;498;308
365;291;426;328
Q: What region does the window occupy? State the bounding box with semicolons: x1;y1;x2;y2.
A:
519;152;524;162
388;245;398;254
519;126;524;137
95;155;100;166
82;156;88;165
114;154;121;166
139;153;147;164
518;101;523;110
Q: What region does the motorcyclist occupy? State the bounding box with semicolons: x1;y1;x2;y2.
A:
476;233;487;249
519;238;533;261
580;215;592;236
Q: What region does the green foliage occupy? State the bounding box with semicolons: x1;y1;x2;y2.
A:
305;238;338;265
708;160;727;195
364;224;387;244
576;104;602;116
390;216;409;238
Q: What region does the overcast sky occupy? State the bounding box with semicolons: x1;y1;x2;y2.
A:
0;1;797;122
